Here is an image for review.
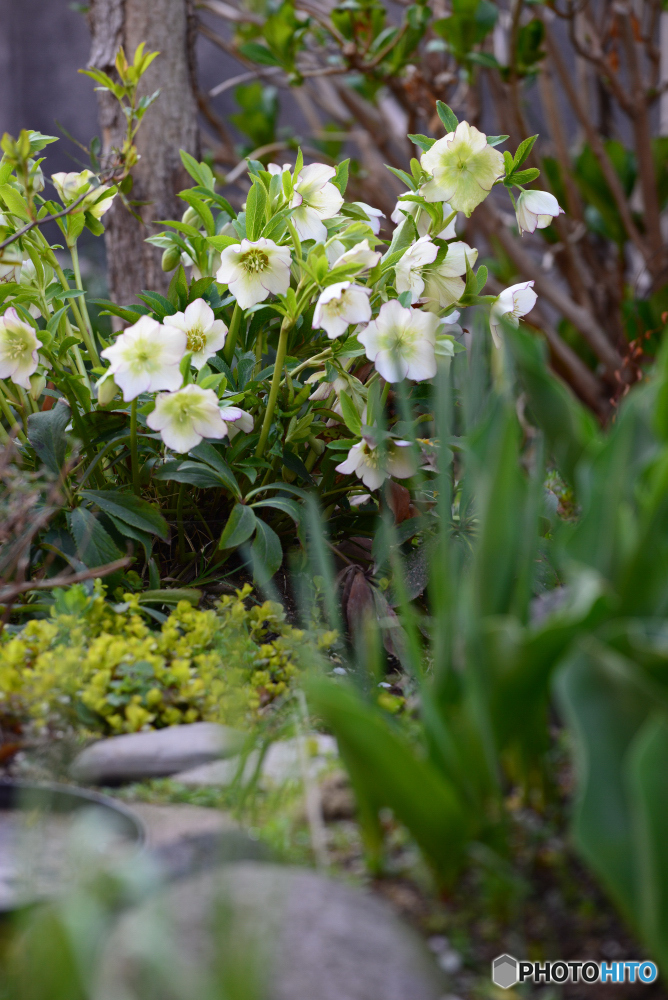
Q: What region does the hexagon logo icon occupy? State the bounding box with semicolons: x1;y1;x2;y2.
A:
492;954;519;989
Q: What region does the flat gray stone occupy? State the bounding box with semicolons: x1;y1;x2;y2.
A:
95;862;445;1000
71;723;245;785
172;734;338;787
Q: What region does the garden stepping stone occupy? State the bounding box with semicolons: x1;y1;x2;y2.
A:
70;723;245;785
171;734;338;787
95;862;446;1000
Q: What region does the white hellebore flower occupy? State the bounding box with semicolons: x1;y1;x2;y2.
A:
100;315;186;402
327;240;380;271
223;405;254;440
216;238;291;310
290;164;344;242
0;307;42;389
353;202;385;235
391;195;458;240
422;241;478;309
358;299;439;383
163;298;227;370
395;236;438;302
421;122;505;217
489;280;538;348
147;384;228;453
515;189;564;235
335;438;416;491
51;169;115;219
314;281;372;339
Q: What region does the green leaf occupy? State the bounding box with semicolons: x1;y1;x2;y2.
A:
510;167;540;185
206;234;240;252
282;447;315;484
0;184;30;220
139;588;201;605
68;507;124;568
179;150;215;190
338;391;362;436
407;134;436;153
80;490;169;540
238;41;282;66
513;134;538;169
435;101;458;133
189;442;241;497
107;513;153;560
487;134;509;147
153;460;228;489
476;265;488;293
308;677;469;887
245;481;309;500
333;158;350;195
27;399;71;474
219;503;257;549
385;166;417;191
251;496;301;522
250;518;283;584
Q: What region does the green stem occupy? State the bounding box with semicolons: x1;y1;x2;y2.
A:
70;244;100;364
52;258;99;370
0;381;27;443
255;319;292;460
177;482;187;562
130;398;140;495
223;303;244;366
285;348;334;382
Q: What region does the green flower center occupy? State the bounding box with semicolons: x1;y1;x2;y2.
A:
360;442;380;468
186;324;207;354
240;249;269;274
4;328;33;360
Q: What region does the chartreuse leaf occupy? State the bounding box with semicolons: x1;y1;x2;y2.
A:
512;134;538;170
80;490;169;540
338;391;362;436
435;101;458;133
308;677;469;887
219;503;257;549
245;178;268;241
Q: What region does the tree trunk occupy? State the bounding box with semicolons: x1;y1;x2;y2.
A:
87;0;199;305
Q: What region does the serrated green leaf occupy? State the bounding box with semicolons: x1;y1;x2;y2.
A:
80;490;169;540
435;101;459;132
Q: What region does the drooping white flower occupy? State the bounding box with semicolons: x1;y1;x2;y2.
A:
395;236;438;302
51;169;115;218
332;239;381;273
422;241;478;309
163;298;227;370
223;405;255;439
216;238;291;309
290;164;344;242
353;202;385;235
357;299;439;383
0;307;42;388
391;195;458;239
516;189;564;235
314;281;372;339
147;384;229;453
266;162;292;176
335;438;416;491
100;315;186;402
421;122;505;216
489;280;538;348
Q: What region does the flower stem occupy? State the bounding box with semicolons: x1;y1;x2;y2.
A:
0;381;27;443
255;318;292;460
177;482;186;562
130;398;140;495
70;244;100;365
223;303;244;366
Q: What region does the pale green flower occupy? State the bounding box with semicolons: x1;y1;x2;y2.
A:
0;307;42;389
420;122;505;217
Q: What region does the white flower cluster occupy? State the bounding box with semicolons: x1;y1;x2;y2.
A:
99;300;252;453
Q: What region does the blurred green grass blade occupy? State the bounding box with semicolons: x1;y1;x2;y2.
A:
308;677;469;885
505;325;598;484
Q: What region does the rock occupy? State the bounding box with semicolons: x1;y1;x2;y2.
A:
95;862;446;1000
128;803;270;880
172;734;338;788
70;723;245;785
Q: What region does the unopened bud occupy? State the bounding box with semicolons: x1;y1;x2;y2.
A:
181;206;200;227
161;245;182;272
307;435;325;455
96;372;118;406
29;372;46;400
